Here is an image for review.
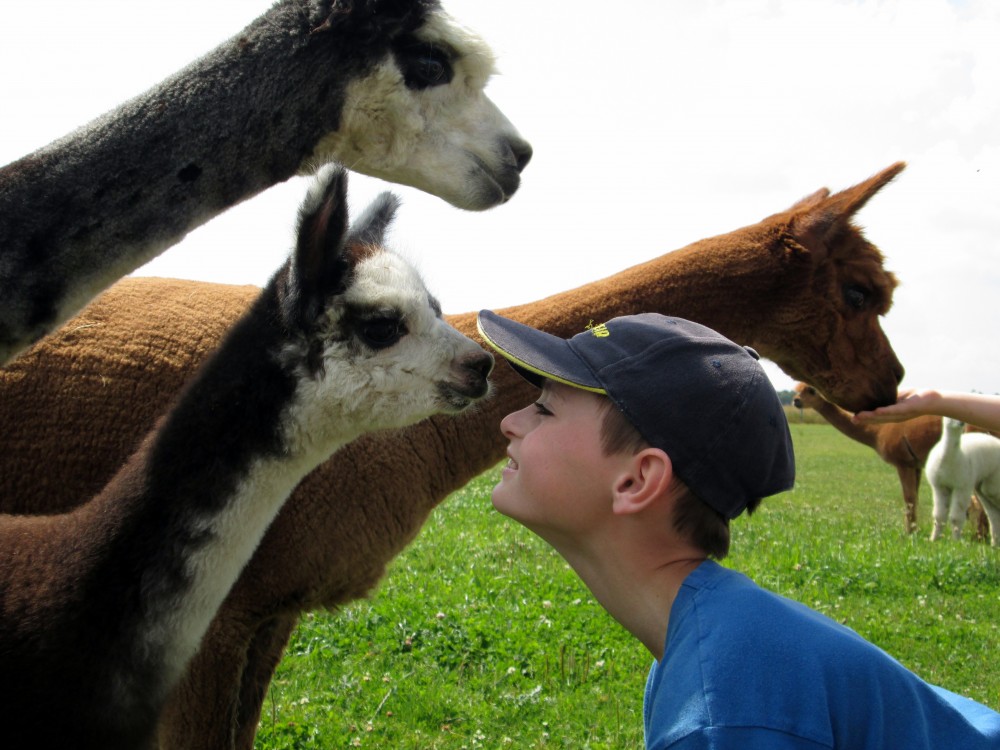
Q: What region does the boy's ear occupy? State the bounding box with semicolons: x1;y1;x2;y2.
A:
611;448;674;516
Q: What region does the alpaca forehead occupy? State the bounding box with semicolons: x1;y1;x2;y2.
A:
830;236;897;289
419;9;498;88
346;252;438;318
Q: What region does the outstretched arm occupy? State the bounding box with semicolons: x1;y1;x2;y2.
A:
853;389;1000;432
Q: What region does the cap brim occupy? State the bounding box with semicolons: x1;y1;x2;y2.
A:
477;311;606;393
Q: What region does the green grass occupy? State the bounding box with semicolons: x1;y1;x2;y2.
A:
255;423;1000;749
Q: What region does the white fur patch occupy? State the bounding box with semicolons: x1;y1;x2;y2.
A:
305;8;527;210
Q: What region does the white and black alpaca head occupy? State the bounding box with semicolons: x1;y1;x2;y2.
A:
306;0;532;209
273;164;494;453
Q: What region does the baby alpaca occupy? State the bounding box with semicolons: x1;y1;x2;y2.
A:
0;166;492;749
925;417;1000;546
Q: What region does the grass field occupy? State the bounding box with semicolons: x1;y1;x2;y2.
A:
254;421;1000;749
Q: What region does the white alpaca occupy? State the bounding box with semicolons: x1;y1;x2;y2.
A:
0;165;493;749
925;417;1000;546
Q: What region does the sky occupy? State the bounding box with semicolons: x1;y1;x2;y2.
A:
2;0;999;396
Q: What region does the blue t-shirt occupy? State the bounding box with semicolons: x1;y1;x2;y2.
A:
644;560;1000;749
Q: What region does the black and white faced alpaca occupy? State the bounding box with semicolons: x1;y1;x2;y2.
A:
925;417;1000;546
0;166;493;750
0;0;531;365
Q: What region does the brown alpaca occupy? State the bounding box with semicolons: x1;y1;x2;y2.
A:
0;164;905;748
792;381;992;538
0;167;492;748
792;382;941;532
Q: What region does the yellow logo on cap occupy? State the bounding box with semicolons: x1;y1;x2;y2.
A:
586;320;610;338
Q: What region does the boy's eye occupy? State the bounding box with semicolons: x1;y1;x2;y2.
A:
534;402;553;416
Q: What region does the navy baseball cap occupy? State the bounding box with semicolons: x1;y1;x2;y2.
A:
476;311;795;519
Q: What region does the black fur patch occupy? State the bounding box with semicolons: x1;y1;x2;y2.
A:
314;0;441;42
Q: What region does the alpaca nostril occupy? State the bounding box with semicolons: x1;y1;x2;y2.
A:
469;351;494;379
454;351;493;400
513;140;533;173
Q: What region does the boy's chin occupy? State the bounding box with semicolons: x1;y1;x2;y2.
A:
490;487;510;515
491;485;521;520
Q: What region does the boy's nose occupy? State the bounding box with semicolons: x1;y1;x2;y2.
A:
500;411;516;438
500;404;531;438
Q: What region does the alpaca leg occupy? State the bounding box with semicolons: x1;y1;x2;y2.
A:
969;495;990;541
929;485;949;541
949;489;972;541
983;501;1000;548
973;492;1000;548
897;467;919;534
234;614;300;750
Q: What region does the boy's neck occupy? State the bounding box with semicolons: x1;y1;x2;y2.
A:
558;543;706;661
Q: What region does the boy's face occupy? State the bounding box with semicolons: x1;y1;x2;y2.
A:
494;381;624;542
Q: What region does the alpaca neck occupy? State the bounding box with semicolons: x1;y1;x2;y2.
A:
81;291;343;708
127;443;338;694
807;399;880;448
500;223;793;350
941;425;964;455
0;1;338;358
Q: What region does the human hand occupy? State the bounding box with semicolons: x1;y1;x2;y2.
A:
851;389;942;424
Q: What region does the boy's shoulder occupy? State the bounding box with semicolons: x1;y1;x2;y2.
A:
674;560;871;660
653;561;1000;749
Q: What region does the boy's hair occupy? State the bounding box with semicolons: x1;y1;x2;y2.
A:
597;398;735;560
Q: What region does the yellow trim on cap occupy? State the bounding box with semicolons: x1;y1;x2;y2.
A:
477;316;607;395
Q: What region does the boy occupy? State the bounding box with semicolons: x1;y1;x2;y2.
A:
476;310;1000;749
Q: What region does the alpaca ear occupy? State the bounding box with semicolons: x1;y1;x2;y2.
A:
345;191;401;253
790;162;906;256
287;166;353;328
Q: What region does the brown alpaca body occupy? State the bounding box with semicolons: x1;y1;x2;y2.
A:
793;382;992;537
0;165;905;748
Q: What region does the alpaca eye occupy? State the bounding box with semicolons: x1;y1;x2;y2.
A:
415;55;447;85
843;284;867;310
359;317;406;349
397;44;453;89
